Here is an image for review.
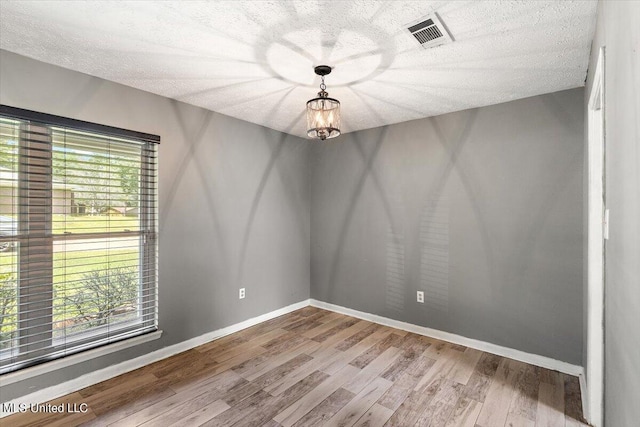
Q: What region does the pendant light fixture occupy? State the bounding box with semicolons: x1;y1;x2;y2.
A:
306;65;341;140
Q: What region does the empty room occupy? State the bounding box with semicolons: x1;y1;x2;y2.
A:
0;0;638;426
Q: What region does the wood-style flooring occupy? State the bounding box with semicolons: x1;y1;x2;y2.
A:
4;307;589;426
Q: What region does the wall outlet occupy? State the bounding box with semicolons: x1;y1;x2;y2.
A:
417;291;424;303
239;288;246;299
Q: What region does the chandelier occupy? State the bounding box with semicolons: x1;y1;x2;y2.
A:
306;65;341;140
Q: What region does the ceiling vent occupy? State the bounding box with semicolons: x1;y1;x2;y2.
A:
406;13;453;49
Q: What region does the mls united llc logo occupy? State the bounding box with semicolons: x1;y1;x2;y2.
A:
3;402;89;414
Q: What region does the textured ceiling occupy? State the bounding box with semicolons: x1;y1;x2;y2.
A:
0;1;597;138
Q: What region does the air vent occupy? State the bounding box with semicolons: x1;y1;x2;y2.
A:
406;13;453;49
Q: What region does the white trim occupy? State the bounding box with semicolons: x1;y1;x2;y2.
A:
0;299;310;418
585;46;606;427
579;371;588;418
1;330;163;387
310;299;584;377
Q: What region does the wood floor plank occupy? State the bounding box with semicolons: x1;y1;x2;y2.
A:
291;388;356;427
539;368;562;385
352;403;394;427
168;362;243;394
414;379;463;427
316;311;343;324
349;333;404;369
296;306;322;317
5;308;587;427
444;396;482;427
448;347;483;385
265;348;342;396
81;388;176;426
422;339;450;359
95;384;171;418
505;364;540;424
311;318;362;343
284;312;331;332
536;381;565;427
116;370;242;426
274;365;361;427
414;346;461;392
505;413;536;427
231;336;311;377
380;334;431;382
474;352;502;377
153;358;219;388
308;320;371;353
335;323;382;351
262;331;307;351
252;354;314;389
377;353;436;411
343;347;402;394
450;343;467;352
384;377;442;426
416;397;453;427
324;377;392;427
165;399;230;427
303;316;357;338
228;371;329;427
241;340;320;382
320;327;395;376
205;390;273;426
167;345;267;394
41;410;96;427
219;378;263;406
476;358;526;427
461;371;493;403
83;373;165;416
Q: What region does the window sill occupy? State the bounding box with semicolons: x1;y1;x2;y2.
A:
0;330;162;386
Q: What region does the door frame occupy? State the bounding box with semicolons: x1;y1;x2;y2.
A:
586;46;605;427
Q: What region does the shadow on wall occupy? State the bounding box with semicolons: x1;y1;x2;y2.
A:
311;89;584;363
161;98;310;295
322;109;479;313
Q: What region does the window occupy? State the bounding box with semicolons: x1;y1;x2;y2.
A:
0;105;158;374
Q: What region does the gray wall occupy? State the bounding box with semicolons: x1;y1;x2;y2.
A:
310;89;584;364
586;2;640;426
0;49;310;400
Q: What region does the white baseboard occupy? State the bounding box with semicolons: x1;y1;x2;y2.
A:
0;299;310;418
310;299;584;377
579;372;589;422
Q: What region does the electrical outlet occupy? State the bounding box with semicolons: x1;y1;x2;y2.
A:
239;288;246;299
417;291;424;303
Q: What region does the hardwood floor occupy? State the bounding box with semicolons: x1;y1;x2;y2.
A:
4;307;589;426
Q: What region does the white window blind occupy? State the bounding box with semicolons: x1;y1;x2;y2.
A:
0;106;158;374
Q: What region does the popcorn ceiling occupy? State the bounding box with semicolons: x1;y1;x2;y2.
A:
0;0;597;138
